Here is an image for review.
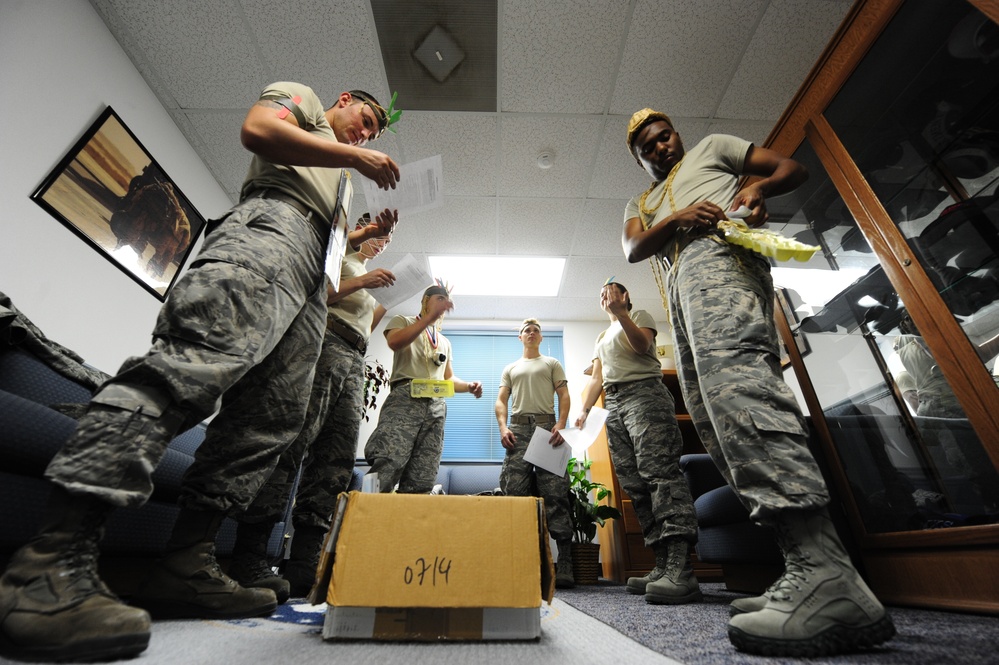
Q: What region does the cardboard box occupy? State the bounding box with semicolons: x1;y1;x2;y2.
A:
309;492;555;641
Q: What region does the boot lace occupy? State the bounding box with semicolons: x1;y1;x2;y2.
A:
768;523;815;603
61;513;116;599
233;553;279;583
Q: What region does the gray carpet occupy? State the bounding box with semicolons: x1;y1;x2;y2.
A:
1;599;680;665
554;580;999;664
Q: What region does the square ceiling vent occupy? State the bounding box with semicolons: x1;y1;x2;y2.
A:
413;25;466;83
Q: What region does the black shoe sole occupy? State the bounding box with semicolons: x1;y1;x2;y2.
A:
0;632;150;663
134;597;278;621
728;613;897;657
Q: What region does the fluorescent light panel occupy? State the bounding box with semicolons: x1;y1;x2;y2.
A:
428;256;565;297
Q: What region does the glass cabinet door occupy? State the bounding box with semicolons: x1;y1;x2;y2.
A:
766;1;999;535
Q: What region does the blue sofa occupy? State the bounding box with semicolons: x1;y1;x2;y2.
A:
1;338;505;571
679;453;783;592
347;462;503;496
0;343;255;547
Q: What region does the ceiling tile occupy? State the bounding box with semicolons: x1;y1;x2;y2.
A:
717;0;853;122
402;196;498;255
704;119;772;147
501;0;631;114
572;199;630;257
496;198;583;255
610;0;767;118
240;0;388;105
370;0;497;112
185;111;252;196
397;112;498;196
94;0;266;109
498;115;604;197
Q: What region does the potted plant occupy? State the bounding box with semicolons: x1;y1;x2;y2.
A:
566;457;621;584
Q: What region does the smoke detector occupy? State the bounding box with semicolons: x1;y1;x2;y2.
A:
537;151;555;169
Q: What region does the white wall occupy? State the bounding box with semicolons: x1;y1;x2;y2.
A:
0;0;232;374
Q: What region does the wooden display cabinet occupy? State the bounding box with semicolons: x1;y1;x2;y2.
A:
589;370;723;584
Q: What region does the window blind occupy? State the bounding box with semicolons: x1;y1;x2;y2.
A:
442;329;565;461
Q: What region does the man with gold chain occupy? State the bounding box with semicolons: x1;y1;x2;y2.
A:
622;109;894;657
364;283;483;493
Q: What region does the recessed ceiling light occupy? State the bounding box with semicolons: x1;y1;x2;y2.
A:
429;256;565;297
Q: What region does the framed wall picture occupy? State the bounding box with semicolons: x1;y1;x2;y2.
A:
30;106;206;300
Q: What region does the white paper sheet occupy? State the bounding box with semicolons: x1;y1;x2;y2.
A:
371;253;434;310
523;427;572;477
559;406;609;454
361;154;443;216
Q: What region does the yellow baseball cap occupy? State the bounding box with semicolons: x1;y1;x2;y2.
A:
626;108;673;151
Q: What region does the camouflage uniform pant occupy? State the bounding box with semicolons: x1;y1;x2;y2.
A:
604;376;697;545
242;331;363;529
46;198;328;512
499;422;572;541
668;237;829;524
364;382;446;494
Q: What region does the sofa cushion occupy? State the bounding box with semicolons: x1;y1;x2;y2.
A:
441;464;502;495
0;346;93;406
695;522;782;564
0;389;78;475
694;485;752;528
0;386;205;504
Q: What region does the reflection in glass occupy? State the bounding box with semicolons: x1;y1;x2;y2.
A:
767;1;999;534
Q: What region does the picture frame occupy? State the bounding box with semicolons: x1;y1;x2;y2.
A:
30;106;206;301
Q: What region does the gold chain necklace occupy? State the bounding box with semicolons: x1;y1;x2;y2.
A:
638;157;684;217
642;157;685;319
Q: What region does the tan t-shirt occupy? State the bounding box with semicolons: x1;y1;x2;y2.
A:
240;81;348;227
500;355;567;415
624;134;751;265
385;315;452;382
329;245;378;341
594;309;661;385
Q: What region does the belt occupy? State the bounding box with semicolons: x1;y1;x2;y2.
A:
245;189;313;220
604;376;660;394
390;379;411;390
509;413;556;425
327;317;367;355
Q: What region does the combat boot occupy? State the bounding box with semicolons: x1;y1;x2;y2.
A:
644;537;702;604
554;540;575;589
730;538;788;616
283;525;327;598
727;508;895;657
626;541;669;594
729;591;770;616
0;488;151;662
229;520;290;604
134;508;277;619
